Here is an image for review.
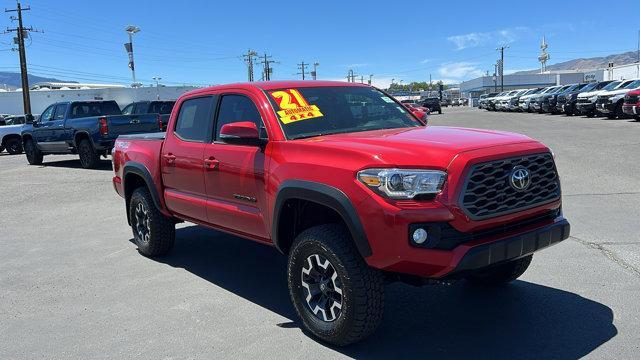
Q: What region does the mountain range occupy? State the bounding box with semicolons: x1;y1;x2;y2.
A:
0;72;72;89
514;51;639;75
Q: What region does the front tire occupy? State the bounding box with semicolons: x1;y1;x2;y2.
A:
466;255;533;286
129;187;175;257
78;138;100;169
24;138;43;165
287;224;384;346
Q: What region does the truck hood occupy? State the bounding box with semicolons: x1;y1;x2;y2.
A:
600;88;639;97
297;126;538;169
578;89;608;99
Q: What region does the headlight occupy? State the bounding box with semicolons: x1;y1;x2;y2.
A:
357;168;446;199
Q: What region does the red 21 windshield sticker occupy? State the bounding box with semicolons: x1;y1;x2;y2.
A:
269;89;324;124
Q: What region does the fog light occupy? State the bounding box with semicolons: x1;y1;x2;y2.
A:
412;228;428;244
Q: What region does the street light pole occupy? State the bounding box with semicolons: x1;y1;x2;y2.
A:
125;25;140;87
152;76;162;100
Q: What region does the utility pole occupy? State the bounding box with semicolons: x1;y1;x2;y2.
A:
496;45;509;91
124;25;140;87
243;50;258;81
368;74;373;85
5;2;40;119
347;69;357;83
297;61;307;80
260;53;277;81
311;61;319;80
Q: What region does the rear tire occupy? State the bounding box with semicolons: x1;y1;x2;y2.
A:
129;187;175;257
466;255;533;286
5;138;23;155
78;138;100;169
287;224;384;346
24;138;43;165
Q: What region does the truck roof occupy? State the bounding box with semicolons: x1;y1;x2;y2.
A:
183;80;370;98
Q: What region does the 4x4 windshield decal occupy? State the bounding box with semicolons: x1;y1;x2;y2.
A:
269;89;324;124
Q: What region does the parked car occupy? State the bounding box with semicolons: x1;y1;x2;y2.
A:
484;91;507;111
111;80;569;346
546;84;588;115
122;100;175;131
559;81;611;116
517;88;544;112
540;85;572;114
421;97;442;114
494;90;518;111
440;98;450;107
576;80;627;117
0;116;26;155
530;86;560;113
21;100;163;168
478;92;499;109
596;79;640;119
502;89;529;111
622;89;640;120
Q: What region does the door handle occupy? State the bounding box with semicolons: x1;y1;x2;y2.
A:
163;153;176;165
203;157;219;170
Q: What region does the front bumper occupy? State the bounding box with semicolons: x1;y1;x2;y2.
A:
623;103;640;115
596;101;615;114
576;102;595;114
445;217;570;277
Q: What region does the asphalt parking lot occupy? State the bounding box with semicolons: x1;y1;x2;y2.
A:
2;107;639;359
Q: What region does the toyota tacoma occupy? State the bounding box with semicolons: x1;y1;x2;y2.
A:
111;81;570;346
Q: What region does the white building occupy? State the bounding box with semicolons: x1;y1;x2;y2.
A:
0;85;198;115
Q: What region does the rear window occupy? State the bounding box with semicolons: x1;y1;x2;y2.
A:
149;101;175;114
69;102;121;118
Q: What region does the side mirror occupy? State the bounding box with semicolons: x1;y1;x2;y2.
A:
219;121;263;145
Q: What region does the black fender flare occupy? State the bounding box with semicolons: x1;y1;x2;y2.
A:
272;180;372;258
123;162;162;223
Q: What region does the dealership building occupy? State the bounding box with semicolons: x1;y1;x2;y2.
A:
460;62;640;99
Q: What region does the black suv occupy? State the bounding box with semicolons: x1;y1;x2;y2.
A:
422;97;442;114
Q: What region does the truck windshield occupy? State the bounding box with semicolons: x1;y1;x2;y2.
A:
267;86;422;140
601;81;621;91
69;102;122;118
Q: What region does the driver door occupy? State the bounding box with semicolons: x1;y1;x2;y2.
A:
33;104;55;151
203;93;270;240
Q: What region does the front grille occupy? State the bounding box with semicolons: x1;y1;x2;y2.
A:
596;95;611;105
460;153;560;220
576;97;590;104
625;94;639;103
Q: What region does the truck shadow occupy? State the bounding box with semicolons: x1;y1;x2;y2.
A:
39;159;113;171
154;225;616;359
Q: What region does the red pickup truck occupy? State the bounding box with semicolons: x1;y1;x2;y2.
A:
112;81;570;345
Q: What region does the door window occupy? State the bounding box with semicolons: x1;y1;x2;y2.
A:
122;103;134;115
40;105;55;122
174;96;215;142
215;95;264;140
53;104;68;120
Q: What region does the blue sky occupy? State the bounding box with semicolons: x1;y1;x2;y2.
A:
1;0;639;89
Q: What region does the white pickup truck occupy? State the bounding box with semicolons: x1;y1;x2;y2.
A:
595;79;640;119
0;115;26;155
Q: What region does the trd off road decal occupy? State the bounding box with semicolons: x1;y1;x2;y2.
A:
269;89;324;124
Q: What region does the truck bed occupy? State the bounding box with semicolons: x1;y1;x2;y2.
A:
117;132;166;141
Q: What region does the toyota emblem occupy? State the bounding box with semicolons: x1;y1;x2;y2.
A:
510;165;531;191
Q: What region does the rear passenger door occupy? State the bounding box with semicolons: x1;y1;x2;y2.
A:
161;96;216;223
202;92;270;240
